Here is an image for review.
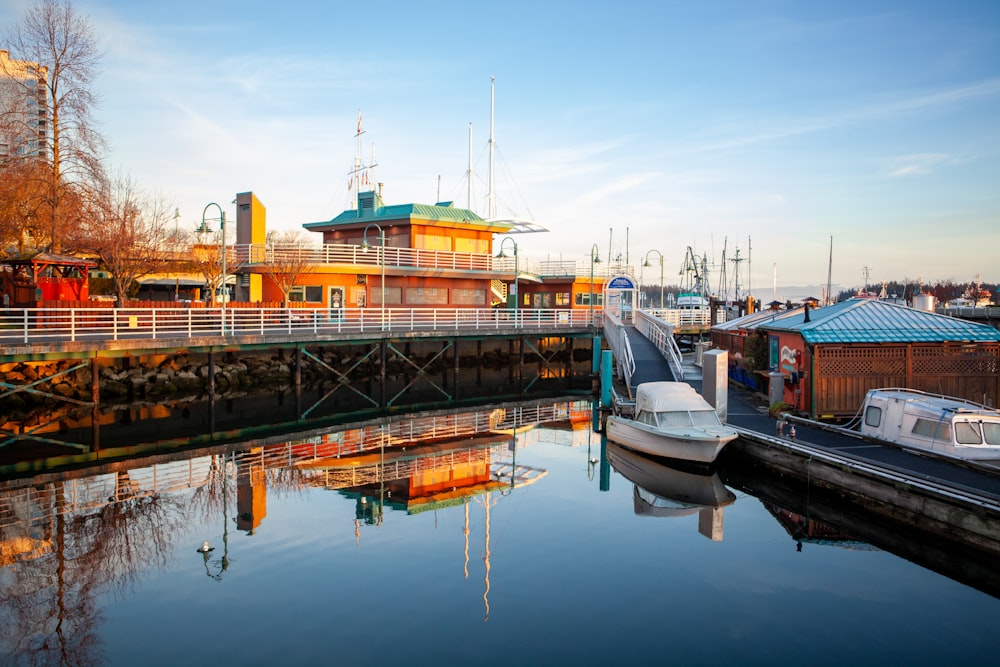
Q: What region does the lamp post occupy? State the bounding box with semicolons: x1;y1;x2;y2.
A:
643;249;664;309
496;236;518;322
589;243;602;326
202;203;226;335
362;222;385;327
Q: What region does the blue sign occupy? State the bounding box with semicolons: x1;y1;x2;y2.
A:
607;276;636;289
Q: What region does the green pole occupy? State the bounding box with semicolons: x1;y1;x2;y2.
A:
601;349;613;408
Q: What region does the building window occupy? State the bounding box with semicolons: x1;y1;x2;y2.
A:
555;292;571;306
574;293;604;306
453;288;486;305
405;287;448;305
289;285;323;302
371;287;403;305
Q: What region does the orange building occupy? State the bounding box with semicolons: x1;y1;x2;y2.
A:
241;190;510;309
234;189;607;313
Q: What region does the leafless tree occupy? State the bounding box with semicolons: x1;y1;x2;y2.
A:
1;0;105;253
190;238;225;305
82;171;172;304
261;229;318;308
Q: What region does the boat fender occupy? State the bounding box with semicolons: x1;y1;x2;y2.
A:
788;424;796;441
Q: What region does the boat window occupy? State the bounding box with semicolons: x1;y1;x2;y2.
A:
689;410;723;427
982;422;1000;446
656;412;694;428
911;418;951;441
636;411;658;427
954;421;983;445
864;406;882;428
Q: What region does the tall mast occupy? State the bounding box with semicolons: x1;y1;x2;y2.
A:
467;123;473;210
826;236;833;305
487;76;496;219
353;109;364;205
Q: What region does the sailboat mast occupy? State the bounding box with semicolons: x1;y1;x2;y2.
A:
487;76;496;219
826;236;833;305
467;123;473;210
354;110;364;203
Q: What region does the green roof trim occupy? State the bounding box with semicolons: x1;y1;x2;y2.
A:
304;201;505;230
761;298;1000;344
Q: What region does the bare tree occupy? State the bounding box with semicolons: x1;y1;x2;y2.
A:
190;238;225;305
83;171;171;304
1;0;105;252
261;230;318;308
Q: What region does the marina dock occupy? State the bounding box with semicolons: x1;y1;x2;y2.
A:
603;318;1000;563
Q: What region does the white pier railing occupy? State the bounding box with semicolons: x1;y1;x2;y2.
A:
0;307;600;345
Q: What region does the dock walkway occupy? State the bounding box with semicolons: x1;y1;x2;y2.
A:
607;325;1000;505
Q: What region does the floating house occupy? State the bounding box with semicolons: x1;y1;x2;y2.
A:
755;298;1000;419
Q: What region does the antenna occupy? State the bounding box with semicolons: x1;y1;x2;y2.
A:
352;110;365;204
826;236;833;305
487;76;496;219
467;122;473;210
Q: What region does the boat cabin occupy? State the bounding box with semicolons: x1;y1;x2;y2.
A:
859;388;1000;460
634;382;726;430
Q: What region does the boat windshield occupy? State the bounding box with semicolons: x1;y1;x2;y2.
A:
955;420;983;445
980;421;1000;446
653;410;722;428
689;410;724;427
656;412;694;428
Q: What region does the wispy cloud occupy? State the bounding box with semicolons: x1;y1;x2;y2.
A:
885;153;960;177
688;79;1000;154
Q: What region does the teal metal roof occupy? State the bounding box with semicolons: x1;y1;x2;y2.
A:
304;201;503;230
712;307;805;331
762;298;1000;344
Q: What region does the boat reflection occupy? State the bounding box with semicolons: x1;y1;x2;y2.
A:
606;442;736;541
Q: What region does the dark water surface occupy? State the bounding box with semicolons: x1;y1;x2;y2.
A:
1;396;996;666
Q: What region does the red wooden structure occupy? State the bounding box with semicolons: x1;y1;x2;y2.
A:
1;253;96;307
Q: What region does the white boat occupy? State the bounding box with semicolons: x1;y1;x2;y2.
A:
605;382;739;464
859;388;1000;461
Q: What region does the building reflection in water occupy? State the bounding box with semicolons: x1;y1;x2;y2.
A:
0;397;589;663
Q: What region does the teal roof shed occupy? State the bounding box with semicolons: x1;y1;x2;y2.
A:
762;298;1000;344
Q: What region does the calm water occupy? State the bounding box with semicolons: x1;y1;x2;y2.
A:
1;396;997;667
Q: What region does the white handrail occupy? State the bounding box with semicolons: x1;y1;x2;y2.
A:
0;306;599;345
635;309;685;381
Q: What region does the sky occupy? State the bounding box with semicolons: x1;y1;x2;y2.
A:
2;0;998;298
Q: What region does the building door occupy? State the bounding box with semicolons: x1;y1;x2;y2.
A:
329;287;344;318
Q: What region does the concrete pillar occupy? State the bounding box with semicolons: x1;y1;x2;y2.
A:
702;349;729;422
769;371;784;407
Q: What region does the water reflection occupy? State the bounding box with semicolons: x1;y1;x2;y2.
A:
2;394;999;665
606;442;736;541
0;397;590;664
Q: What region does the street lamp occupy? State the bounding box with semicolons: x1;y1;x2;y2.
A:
589;244;602;326
202;203;226;335
496;236;518;321
643;249;664;309
361;222;385;327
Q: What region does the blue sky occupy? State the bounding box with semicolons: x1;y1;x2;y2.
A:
3;0;998;296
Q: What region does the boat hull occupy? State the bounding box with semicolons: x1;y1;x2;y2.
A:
605;415;737;464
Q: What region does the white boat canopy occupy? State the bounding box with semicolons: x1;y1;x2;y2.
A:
635;382;716;414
